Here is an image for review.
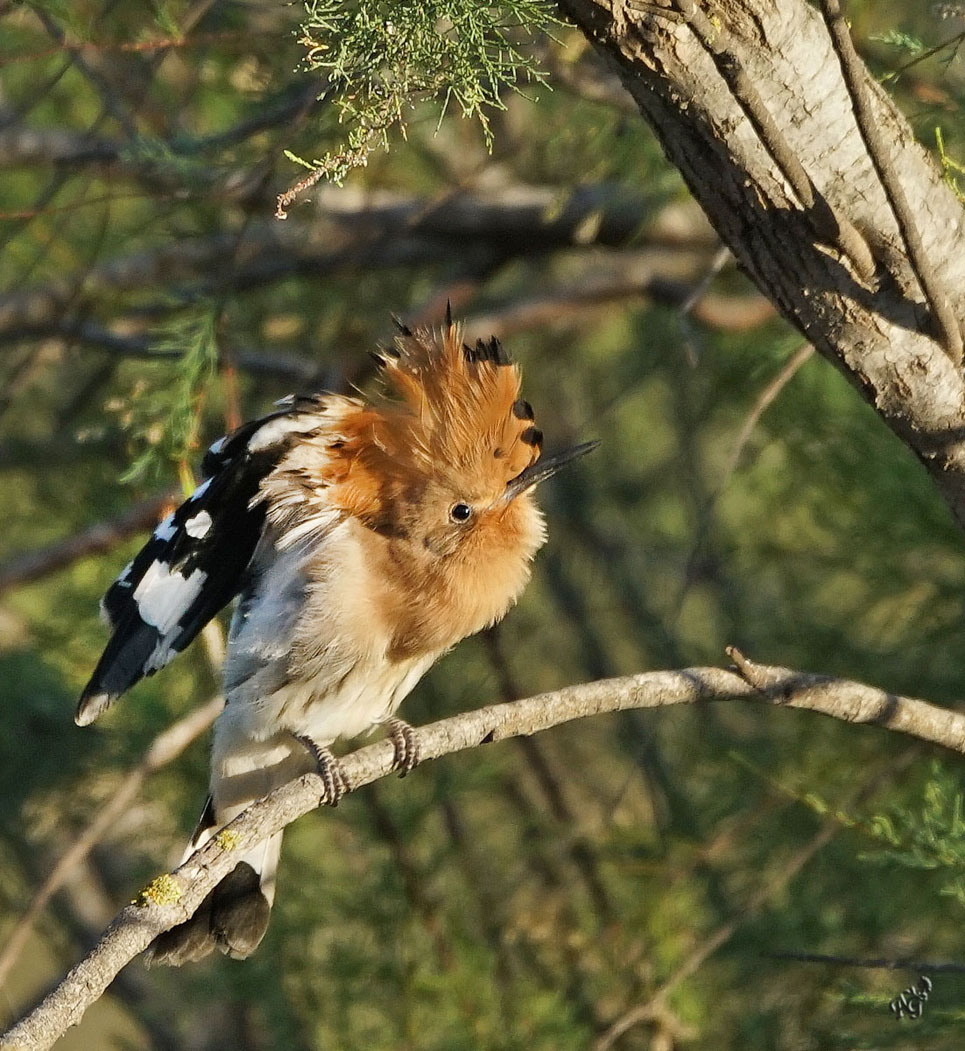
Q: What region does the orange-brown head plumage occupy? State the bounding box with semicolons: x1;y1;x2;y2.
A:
321;322;544;537
261;321;593;660
376;321;541;482
315;322;547;654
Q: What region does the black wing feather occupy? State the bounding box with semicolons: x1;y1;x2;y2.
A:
77;402;324;726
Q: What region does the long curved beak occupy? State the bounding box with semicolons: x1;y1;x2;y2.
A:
504;440;599;501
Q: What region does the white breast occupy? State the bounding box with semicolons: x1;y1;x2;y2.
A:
276;649;436;743
214;519;439;796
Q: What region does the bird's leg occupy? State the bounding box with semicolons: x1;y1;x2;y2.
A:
292;733;350;806
385;717;420;777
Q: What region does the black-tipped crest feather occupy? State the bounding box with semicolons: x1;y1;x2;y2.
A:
390;313;413;337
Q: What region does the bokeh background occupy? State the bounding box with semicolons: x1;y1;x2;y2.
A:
2;1;965;1047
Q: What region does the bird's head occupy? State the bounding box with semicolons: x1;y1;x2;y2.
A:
324;320;595;620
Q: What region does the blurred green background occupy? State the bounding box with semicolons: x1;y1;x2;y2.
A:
2;1;965;1047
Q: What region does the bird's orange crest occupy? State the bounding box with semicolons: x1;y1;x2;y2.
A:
324;322;542;526
379;321;541;478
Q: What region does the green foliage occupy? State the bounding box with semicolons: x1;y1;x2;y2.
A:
756;752;965;910
292;0;556;182
936;126;965;204
871;28;924;55
860;761;965;907
118;307;219;492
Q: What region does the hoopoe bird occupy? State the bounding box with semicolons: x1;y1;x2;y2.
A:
77;316;595;964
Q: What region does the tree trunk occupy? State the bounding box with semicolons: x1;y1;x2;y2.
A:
559;0;965;526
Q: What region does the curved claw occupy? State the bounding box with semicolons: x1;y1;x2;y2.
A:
293;733;350;805
386;718;420;777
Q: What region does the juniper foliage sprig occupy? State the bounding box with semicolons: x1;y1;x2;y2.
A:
120;308;219;494
858;760;965;906
290;0;556;185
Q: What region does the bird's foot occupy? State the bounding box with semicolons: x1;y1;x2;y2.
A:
386;717;420;777
293;734;350;806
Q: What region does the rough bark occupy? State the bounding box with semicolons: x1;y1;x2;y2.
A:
557;0;965;527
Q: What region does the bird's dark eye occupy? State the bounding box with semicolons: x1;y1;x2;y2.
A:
449;502;473;523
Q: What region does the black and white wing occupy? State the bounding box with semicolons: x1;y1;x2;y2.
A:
76;398;327;726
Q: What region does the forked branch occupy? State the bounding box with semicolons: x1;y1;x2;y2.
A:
5;653;965;1051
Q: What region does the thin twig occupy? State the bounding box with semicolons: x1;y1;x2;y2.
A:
5;657;965;1050
674;343;814;617
593;746;917;1051
673;0;876;282
677;244;732;365
438;797;521;1022
0;494;172;595
765;949;965;974
363;788;455;969
719;344;815;483
821;0;964;363
33;11;139;139
679;245;731;318
275;166;328;221
5;30;255;66
483;627;615;924
891;28;965;78
464;266;773;341
0;322;326;384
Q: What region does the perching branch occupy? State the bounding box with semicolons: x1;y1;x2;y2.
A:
6;654;965;1051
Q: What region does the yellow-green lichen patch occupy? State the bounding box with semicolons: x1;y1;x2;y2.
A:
133;874;182;908
215;829;241;851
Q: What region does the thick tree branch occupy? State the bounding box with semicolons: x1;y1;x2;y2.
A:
557;0;965;531
819;0;963;362
5;658;965;1051
673;0;875;281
